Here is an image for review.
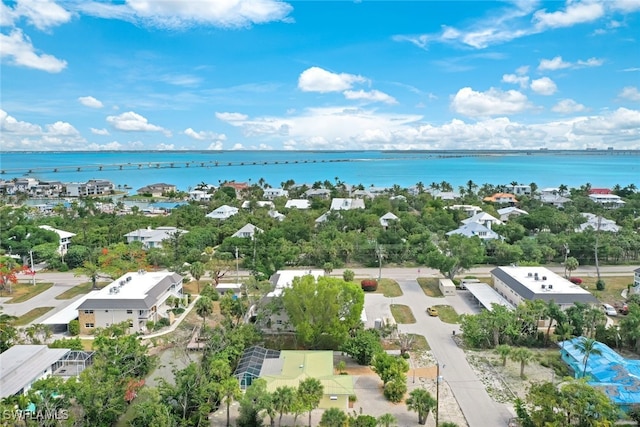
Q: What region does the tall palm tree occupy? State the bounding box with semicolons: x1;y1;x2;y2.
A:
194;296;213;327
510;347;534;379
297;377;323;427
576;337;602;378
189;261;205;294
273;386;296;427
219;377;241;427
406;388;436;425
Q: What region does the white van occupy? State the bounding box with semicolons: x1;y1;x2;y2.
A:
602;303;617;316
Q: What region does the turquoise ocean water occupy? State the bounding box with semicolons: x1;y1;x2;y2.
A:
1;151;638;191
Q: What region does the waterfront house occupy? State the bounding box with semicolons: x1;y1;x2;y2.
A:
136;183;177;197
0;345;93;399
510;184;531;196
263;188;289;200
588;193;625;209
77;270;183;335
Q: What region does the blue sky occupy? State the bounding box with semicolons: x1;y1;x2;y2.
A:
1;0;639;151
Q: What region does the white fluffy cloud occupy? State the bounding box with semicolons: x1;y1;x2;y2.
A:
298;67;367;93
184;127;227;142
215;112;248;122
530;77;557;95
0;109;87;150
91;128;110;135
343;89;397;104
450;87;531;117
538;55;603;71
534;2;604;29
12;0;73;30
0;29;67;73
106;111;167;133
552;99;587;114
78;96;104;108
77;0;292;29
502;73;530;89
619;86;640;101
87;141;123;150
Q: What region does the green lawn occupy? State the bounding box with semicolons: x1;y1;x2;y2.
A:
409;334;430;351
434;305;460;324
374;279;403;298
55;281;108;299
14;307;54;325
582;275;634;304
4;282;53;303
390;304;416;324
417;278;444;297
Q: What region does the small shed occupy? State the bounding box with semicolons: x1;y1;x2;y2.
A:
216;283;243;295
439;278;456;296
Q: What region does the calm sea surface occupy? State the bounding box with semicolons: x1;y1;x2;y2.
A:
1;151;638;191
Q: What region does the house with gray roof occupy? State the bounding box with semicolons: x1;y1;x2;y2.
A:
577;213;620;233
0;345;93;398
124;226;188;249
497;206;528;222
446;222;501;241
232;223;263;239
77;270;183;335
330;198;365;211
379;212;399;228
285;199;310;209
206;204;239;220
462;212;503;228
491;266;597;309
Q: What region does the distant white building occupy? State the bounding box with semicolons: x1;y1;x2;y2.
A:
285;199;311;209
188;190;212;202
491;266;597;309
497;207;529;222
124;226;188;249
206;204;239;220
77;270;183;335
446;222;501;240
38;225;75;255
510;184;531;196
232;223;263;239
577;213;620;233
263;188;289;200
241;201;275;209
330;198;365;211
379;212;399;228
268;210;286;222
448;205;483;218
588;194;625;209
462;212;503;229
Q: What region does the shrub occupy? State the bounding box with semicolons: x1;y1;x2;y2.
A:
153;318;170;331
58;263;69;272
171;307;185;315
361;279;378;292
146;320;155;331
401;352;410;359
383;377;407;402
68;319;79;336
343;269;355;282
596;279;606;291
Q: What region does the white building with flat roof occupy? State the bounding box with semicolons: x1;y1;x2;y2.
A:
77;270;183;335
39;225;75;255
491;266;597;309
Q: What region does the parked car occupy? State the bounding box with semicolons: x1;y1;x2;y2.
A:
569;277;583;285
427;306;438;317
602;303;617;316
617;303;629;315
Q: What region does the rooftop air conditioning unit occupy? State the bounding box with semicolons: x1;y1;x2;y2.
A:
548;284;553;290
126;276;132;282
542;276;547;281
527;272;533;277
120;280;125;286
541;284;546;290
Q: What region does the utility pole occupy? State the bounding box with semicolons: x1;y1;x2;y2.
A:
435;362;444;427
29;250;36;286
375;242;383;281
235;246;240;283
563;243;570;278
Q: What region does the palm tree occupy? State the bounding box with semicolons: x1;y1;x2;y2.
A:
406;388;436;425
495;344;511;367
319;407;347;427
576;337;602;378
194;296;213;327
510;347;534;379
297;377;323;427
273;386;296;427
219;377;241;427
189;261;205;294
377;413;397;427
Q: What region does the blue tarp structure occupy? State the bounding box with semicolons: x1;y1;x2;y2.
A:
560;337;640;410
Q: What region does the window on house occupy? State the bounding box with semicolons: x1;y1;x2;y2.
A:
85;323;94;328
127;310;133;314
128;321;134;328
275;320;283;325
139;310;144;315
105;310;109;312
83;310;93;314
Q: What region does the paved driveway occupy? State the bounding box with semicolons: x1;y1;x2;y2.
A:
380;279;515;427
